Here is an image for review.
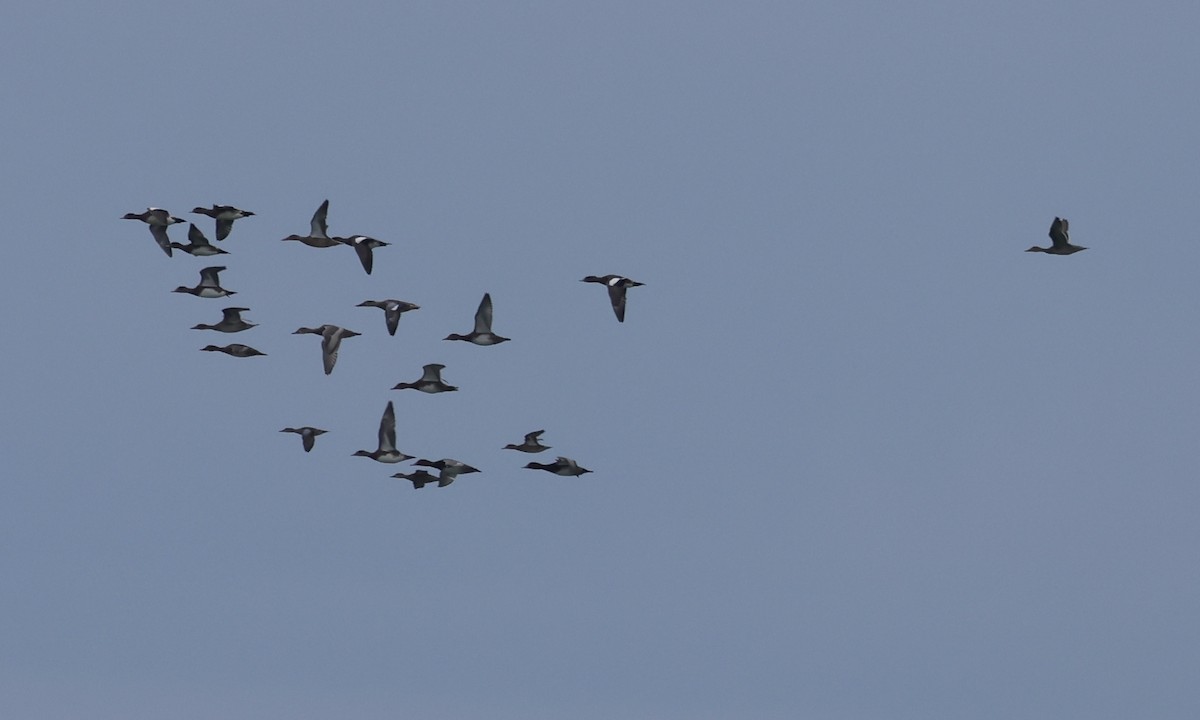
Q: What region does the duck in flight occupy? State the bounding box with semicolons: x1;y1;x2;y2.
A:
280;426;327;452
340;235;389;275
123;207;184;257
357;299;420;336
293;324;361;375
524;456;592;476
281;199;340;248
200;343;266;358
582;274;643;322
192;204;255;241
412;458;481;487
1026;217;1087;255
504;430;550;453
171;224;229;257
444;292;509;345
173;266;235;298
192;307;256;333
392;363;458;393
392;470;442;489
352;401;413;463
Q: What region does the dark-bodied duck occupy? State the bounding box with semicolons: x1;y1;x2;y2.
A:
171;223;229;257
445;292;510;345
173;266;235;298
352;401;413;464
293;324;361;375
1027;217;1087;255
192;307;256;333
281;199;340;248
339;235;389;275
280;426;327;452
582;274;644;322
357;299;420;336
200;343;266;358
123;207;184;257
391;470;442;489
192;204;255;241
524;456;592;476
392;363;458;394
412;458;480;486
504;430;551;453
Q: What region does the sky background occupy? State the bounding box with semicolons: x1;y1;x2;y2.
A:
3;1;1200;717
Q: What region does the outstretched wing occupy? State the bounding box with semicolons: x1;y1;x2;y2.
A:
379;402;397;452
1048;217;1070;248
150;225;173;257
607;284;628;322
474;293;494;333
311;199;330;238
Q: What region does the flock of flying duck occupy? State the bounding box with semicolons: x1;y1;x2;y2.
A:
123;201;647;488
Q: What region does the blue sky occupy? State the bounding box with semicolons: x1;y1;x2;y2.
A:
3;1;1200;717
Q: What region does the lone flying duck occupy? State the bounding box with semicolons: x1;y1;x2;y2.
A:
582;274;644;322
1026;217;1087;255
445;292;509;345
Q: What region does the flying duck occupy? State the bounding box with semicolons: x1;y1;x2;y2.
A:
192;307;256;333
171;223;229;257
357;299;420;336
200;343;266;358
281;199;341;248
445;292;510;345
293;324;361;375
339;235;389;275
192;204;255;241
1027;217;1087;255
173;266;235;298
391;363;458;393
412;458;480;487
504;430;551;453
352;401;414;464
280;426;327;452
123;207;184;257
582;274;644;322
391;470;442;489
524;456;592;476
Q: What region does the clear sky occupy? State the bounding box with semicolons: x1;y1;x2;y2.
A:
3;1;1199;718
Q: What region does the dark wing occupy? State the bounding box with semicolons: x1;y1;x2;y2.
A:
474;293;493;334
199;266;226;286
311;199;330;238
302;431;316;452
420;364;444;382
1048;217;1070;248
188;223;212;247
321;332;342;375
150;225;173;257
352;239;374;274
525;430;545;443
384;305;399;336
221;307;247;321
379;401;397;452
607;284;628;322
215;217;234;241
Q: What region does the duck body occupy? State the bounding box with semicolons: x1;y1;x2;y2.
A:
201;343;266;358
340;235;389;275
123;207;184;257
281;199;341;247
173;266;235;298
192;307;256;333
504;430;550;453
524;456;592;476
412;458;480;486
352;401;414;463
582;274;643;322
192;204;255;241
392;470;441;489
171;224;229;257
358;299;420;336
392;363;458;393
444;292;510;345
294;324;361;375
1026;217;1087;255
281;426;327;452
